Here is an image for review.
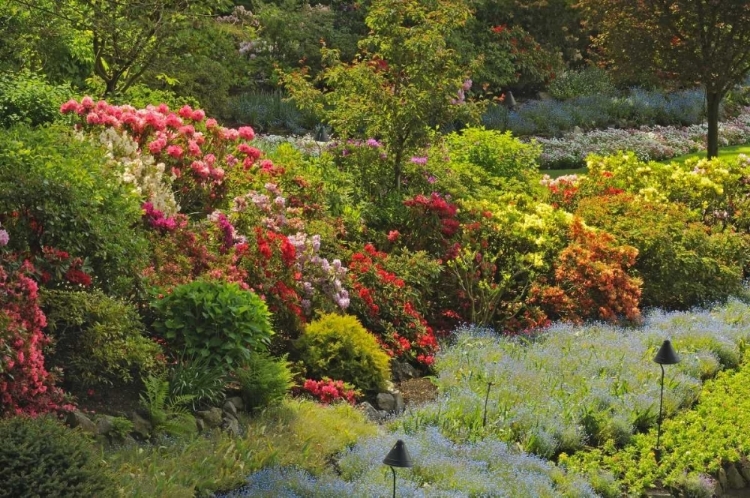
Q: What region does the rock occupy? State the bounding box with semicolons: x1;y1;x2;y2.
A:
195;407;223;428
740;458;750;482
95;415;115;436
359;401;387;422
376;393;396;412
391;361;419;382
121;435;138;448
222;416;241;437
66;410;97;434
129;412;152;440
195;417;205;433
726;465;746;489
223;400;238;418
226;396;244;413
719;467;728;492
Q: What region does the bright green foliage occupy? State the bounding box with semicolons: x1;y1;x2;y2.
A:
42;289;163;386
565;349;750;497
168;355;227;410
234;351;294;411
0;416;116;498
0;71;72;127
0;124;148;296
281;0;482;190
296;313;391;393
151;280;273;370
442;127;541;196
575;195;748;309
139;374;196;437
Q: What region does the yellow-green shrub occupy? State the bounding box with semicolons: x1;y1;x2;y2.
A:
296;313;391;392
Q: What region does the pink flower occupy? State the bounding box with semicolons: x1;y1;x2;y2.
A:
167;145;184;158
222;128;240;141
60;99;78;114
179;125;196;136
238;126;255;140
211;167;225;180
178;105;193;118
206;118;218;129
85;113;101;125
187;140;201;156
204;153;216;166
387;230;400;242
81;96;95;109
149;138;167;154
190;109;206;122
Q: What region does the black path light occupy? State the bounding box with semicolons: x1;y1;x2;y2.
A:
383;439;413;498
653;339;680;463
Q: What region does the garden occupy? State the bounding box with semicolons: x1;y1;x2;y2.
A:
4;0;750;497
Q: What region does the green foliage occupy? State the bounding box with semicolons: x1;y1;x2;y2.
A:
296;313;391;393
0;416;116;498
105;398;376;497
0;124;148;296
547;67;616;101
281;0;482;190
227;90;312;134
168;355;227;410
42;289;162;386
151;280;274;370
0;71;73;127
109;417;135;440
565;349;750;497
234;351;294;411
575;194;747;309
442;127;541;196
139;374;196;437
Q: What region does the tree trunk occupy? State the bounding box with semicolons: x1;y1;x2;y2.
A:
706;91;722;159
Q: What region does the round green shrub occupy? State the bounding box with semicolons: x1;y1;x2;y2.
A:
42;289;162;386
234;351;294;411
0;70;72;128
0;416;116;498
151;280;273;370
296;313;391;393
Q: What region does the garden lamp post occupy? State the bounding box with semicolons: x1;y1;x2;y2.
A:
653;339;680;463
383;439;412;498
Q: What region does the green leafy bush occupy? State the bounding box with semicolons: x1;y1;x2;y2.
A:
0;416;116;498
42;289;162;386
0;124;148;296
575;194;747;309
0;71;72;128
234;351;294;411
296;313;391;393
169;355;227;410
151;280;273;370
547;67;616;101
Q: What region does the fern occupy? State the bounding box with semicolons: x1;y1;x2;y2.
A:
139;374;196;436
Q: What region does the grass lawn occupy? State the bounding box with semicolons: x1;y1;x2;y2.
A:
664;143;750;163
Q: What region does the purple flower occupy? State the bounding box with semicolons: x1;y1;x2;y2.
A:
427;175;437;184
366;138;381;148
0;229;8;247
410;156;428;165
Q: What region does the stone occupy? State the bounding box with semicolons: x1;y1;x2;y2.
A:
226;396;244;413
376;393;396;412
359;401;386;422
66;410;97;434
391;361;419;382
740;458;750;483
223;400;238;418
195;417;205;433
726;465;746;489
95;415;115;436
129;412;152;440
719;467;728;492
222;416;241;437
195;407;223;428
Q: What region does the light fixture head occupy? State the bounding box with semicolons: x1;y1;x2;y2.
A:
383;439;413;468
654;339;680;365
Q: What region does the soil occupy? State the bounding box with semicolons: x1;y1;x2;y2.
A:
396;377;438;407
67;379;144;418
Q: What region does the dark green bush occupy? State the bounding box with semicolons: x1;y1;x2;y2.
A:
0;71;72;128
151;280;274;370
296;313;391;393
0;416;116;498
234;351;294;411
42;289;162;386
0;124;148;296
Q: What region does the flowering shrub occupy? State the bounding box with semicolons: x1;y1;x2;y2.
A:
60;97;261;215
530;218;642;324
301;378;360;405
0;257;65;416
346;243;438;366
399;192;461;258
